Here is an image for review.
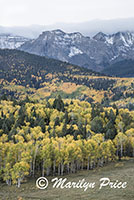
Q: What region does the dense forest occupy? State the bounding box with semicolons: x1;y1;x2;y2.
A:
102;59;134;77
0;96;134;187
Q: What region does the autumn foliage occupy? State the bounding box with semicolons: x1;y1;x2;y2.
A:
0;97;134;187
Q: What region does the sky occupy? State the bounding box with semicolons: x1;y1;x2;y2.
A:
1;0;134;26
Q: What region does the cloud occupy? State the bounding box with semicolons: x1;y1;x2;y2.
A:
0;0;134;26
1;18;134;38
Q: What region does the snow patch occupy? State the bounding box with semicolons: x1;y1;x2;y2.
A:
120;34;130;47
64;34;70;39
0;34;29;49
69;47;83;57
105;36;114;45
110;55;118;61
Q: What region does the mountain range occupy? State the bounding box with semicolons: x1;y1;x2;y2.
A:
19;30;134;71
0;29;134;74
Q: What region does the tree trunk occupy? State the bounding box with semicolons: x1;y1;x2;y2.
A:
58;164;61;176
120;142;123;158
46;167;50;176
67;163;70;174
17;178;21;188
33;145;38;177
81;161;83;170
53;160;56;175
87;157;90;170
61;163;64;176
42;159;45;177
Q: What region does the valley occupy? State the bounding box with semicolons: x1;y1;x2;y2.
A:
0;49;134;109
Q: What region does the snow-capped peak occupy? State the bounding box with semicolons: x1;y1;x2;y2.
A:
51;29;65;35
0;33;30;49
19;29;134;71
93;32;107;41
93;31;134;47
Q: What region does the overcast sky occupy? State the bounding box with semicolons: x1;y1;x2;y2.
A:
1;0;134;26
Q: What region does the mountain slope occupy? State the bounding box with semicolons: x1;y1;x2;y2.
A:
19;30;134;71
1;49;134;108
0;49;101;89
102;59;134;77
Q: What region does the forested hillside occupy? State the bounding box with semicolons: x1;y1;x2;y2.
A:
1;49;134;109
0;48;134;189
102;59;134;77
0;49;100;88
0;97;134;187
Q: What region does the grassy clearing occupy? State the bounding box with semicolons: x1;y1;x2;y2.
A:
0;159;134;200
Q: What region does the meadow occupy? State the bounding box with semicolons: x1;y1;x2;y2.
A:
0;158;134;200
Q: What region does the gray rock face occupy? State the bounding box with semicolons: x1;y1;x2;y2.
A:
19;29;134;71
0;34;30;49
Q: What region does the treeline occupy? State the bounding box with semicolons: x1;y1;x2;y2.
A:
0;97;134;187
